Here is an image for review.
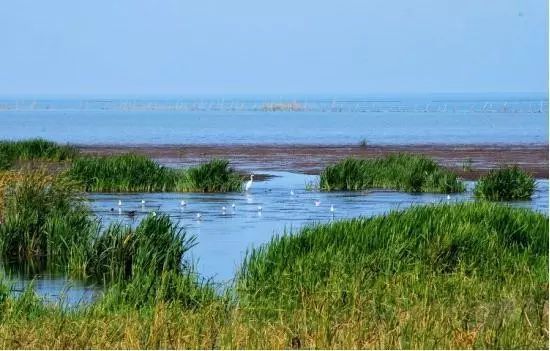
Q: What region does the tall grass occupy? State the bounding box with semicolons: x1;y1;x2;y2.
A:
237;202;548;348
0;139;78;170
320;154;465;193
0;171;95;275
87;214;214;308
65;155;242;192
177;159;243;192
65;154;181;192
474;165;535;201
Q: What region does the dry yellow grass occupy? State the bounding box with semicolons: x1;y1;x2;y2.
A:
0;170;56;217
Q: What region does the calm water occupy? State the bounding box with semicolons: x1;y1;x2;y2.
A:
3;173;548;304
0;94;548;145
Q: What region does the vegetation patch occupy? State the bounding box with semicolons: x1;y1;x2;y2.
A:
236;202;548;348
320;154;465;193
474;165;535;201
0;170;94;275
65;154;242;192
0;139;78;170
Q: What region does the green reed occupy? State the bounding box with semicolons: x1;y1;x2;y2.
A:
65;154;242;192
320;154;465;193
0;171;95;276
177;159;243;192
474;165;535;201
236;202;548;348
0;139;78;170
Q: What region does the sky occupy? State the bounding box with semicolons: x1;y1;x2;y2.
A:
0;0;547;95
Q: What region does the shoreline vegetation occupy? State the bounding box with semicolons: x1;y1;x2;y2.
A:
0;184;547;348
0;138;548;348
66;155;243;193
319;155;465;193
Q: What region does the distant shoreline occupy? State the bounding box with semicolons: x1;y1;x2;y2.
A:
78;143;549;180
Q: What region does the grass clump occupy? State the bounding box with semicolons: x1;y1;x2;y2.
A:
66;154;181;192
88;214;214;308
178;159;243;192
474;165;535;201
237;202;548;348
0;171;95;275
66;154;242;193
0;139;78;170
320;154;464;193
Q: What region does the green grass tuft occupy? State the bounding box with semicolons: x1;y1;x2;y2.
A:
65;154;242;192
0;171;95;275
0;139;78;170
474;165;535;201
320;154;465;193
178;159;243;192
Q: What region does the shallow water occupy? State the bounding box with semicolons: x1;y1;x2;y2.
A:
0;94;547;145
87;173;549;283
3;172;548;304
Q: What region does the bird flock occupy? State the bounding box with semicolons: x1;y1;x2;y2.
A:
109;173;455;224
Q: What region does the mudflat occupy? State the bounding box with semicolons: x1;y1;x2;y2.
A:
78;143;548;180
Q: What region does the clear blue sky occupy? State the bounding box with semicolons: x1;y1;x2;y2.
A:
0;0;547;95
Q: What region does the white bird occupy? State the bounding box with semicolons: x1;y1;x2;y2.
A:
141;199;146;205
222;206;226;213
257;205;262;212
446;195;451;200
245;174;254;192
314;200;321;207
118;200;122;207
330;205;335;213
196;213;202;220
180;200;187;207
232;203;236;209
290;190;295;196
152;211;157;217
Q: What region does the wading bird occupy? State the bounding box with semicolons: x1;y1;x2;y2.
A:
245;174;254;192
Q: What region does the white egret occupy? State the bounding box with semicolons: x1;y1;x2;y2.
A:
446;195;451;200
196;213;202;220
180;200;187;207
290;190;295;196
141;199;146;205
222;206;227;214
330;205;335;213
152;211;157;217
314;200;321;207
245;174;254;192
232;203;236;209
118;200;122;207
257;205;262;212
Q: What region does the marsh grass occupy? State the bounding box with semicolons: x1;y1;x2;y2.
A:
178;159;243;192
0;170;95;276
474;165;535;201
320;154;465;193
0;202;548;348
236;202;548;348
66;155;242;192
0;139;78;170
